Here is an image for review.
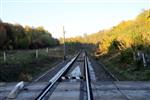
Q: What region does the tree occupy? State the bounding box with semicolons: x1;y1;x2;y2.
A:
0;22;7;49
0;22;59;49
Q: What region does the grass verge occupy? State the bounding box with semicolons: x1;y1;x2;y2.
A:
0;48;63;82
95;49;150;81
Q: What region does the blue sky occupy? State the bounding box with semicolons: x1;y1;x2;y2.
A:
0;0;149;38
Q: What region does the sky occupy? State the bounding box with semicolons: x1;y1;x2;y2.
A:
0;0;150;38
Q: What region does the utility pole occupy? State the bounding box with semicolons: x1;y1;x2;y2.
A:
63;26;66;61
0;18;2;23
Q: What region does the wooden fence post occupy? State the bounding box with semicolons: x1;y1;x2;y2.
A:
137;52;140;60
142;53;147;67
4;51;6;62
46;48;49;53
36;49;38;59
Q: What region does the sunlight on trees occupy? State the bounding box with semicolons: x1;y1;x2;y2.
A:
61;9;150;54
0;22;59;49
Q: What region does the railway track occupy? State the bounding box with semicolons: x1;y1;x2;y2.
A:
35;50;130;100
87;55;130;100
35;51;94;100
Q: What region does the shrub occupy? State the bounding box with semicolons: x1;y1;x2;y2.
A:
18;38;29;49
120;48;133;64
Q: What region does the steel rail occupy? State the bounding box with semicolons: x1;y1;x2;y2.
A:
84;53;93;100
93;55;130;100
98;61;119;81
35;52;80;100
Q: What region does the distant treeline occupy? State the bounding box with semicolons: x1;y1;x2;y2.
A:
0;21;59;49
61;9;150;54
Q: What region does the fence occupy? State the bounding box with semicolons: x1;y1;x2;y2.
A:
133;51;150;68
0;47;63;63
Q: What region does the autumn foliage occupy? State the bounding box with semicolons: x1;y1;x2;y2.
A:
63;10;150;54
0;21;59;50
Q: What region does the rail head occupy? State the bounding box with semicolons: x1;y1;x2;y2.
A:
98;61;119;81
84;53;93;100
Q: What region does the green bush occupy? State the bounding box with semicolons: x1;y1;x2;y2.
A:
120;48;133;64
18;38;29;49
